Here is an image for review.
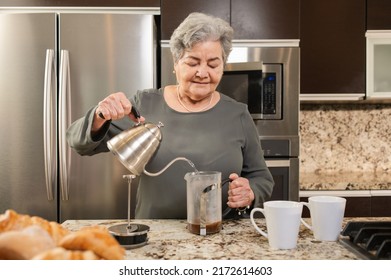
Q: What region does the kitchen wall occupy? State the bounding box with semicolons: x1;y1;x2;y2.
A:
300;104;391;174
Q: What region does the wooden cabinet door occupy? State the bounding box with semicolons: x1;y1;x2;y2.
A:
367;0;391;30
231;0;299;39
0;0;160;7
160;0;230;40
371;196;391;217
300;0;365;95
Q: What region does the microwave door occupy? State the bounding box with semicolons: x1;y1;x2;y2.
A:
218;62;282;121
219;62;263;116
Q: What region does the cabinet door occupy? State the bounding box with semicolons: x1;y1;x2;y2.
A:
300;0;365;95
0;0;160;7
371;196;391;217
231;0;299;39
367;0;391;30
161;0;230;40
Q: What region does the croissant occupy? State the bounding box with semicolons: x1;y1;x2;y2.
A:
0;209;33;231
0;210;125;260
0;225;56;260
59;225;125;260
0;209;70;244
33;247;100;260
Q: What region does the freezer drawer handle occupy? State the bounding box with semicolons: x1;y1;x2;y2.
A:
43;49;56;201
59;50;71;200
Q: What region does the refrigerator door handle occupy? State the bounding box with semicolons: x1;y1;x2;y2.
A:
59;50;71;201
43;49;56;201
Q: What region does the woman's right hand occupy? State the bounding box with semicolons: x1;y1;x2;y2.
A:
96;91;132;120
92;92;143;132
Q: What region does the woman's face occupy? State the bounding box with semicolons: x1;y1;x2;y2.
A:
174;40;224;101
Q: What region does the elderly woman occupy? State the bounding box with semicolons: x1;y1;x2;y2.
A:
66;12;274;219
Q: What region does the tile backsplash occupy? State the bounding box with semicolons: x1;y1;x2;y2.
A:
300;103;391;174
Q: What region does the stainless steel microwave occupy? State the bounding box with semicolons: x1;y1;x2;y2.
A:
217;62;282;120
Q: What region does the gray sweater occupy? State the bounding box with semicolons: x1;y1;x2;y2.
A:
66;88;274;219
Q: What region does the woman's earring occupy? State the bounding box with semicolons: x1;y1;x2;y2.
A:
172;70;176;74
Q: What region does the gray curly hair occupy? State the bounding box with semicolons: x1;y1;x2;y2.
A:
169;12;234;64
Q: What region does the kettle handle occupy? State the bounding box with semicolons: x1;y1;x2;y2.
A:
98;105;141;120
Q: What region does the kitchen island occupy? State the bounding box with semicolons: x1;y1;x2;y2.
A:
62;217;390;260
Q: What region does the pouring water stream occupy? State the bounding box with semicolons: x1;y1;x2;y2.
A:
143;157;199;176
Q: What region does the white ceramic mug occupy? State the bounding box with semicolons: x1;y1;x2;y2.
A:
250;200;303;250
301;196;346;241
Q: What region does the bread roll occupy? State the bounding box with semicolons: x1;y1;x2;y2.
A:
33;247;100;260
0;225;56;260
59;226;125;260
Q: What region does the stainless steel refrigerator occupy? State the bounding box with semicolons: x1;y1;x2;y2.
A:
0;11;156;222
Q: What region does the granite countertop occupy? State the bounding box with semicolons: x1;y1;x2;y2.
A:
61;217;390;260
300;171;391;191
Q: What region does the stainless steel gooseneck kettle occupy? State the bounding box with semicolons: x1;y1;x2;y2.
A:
106;119;196;176
107;121;165;176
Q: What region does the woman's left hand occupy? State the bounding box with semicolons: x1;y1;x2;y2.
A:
227;173;255;209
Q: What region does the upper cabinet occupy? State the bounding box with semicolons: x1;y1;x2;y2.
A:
0;0;160;7
366;0;391;100
161;0;230;40
161;0;299;40
300;0;366;101
231;0;299;40
367;0;391;30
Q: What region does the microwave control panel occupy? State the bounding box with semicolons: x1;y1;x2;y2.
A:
261;64;282;120
262;73;277;114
